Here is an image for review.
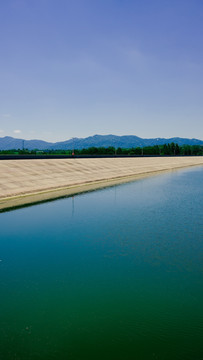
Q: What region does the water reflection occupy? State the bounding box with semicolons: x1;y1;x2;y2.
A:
0;167;203;360
72;196;75;218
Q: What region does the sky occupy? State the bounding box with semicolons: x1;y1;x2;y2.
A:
0;0;202;142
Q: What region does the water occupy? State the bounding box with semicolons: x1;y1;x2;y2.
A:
0;166;203;360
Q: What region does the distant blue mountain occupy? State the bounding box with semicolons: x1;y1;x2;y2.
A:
0;136;53;150
0;135;202;151
52;135;203;150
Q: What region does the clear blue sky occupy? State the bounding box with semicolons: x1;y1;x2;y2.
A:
0;0;202;141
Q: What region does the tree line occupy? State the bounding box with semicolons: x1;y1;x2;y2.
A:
0;143;202;156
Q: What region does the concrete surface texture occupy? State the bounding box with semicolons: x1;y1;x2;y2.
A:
0;157;203;211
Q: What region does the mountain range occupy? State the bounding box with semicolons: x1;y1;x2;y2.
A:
0;135;203;151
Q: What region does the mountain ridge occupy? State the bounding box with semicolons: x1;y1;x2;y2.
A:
0;135;202;150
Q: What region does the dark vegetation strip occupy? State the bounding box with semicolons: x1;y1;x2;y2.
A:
0;143;203;160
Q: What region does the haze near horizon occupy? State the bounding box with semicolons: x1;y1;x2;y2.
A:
0;0;202;142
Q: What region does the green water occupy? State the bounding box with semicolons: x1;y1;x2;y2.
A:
0;166;203;360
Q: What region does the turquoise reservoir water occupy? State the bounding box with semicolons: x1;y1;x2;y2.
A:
0;166;203;360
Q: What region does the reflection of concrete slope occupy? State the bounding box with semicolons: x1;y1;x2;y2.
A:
0;134;203;150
